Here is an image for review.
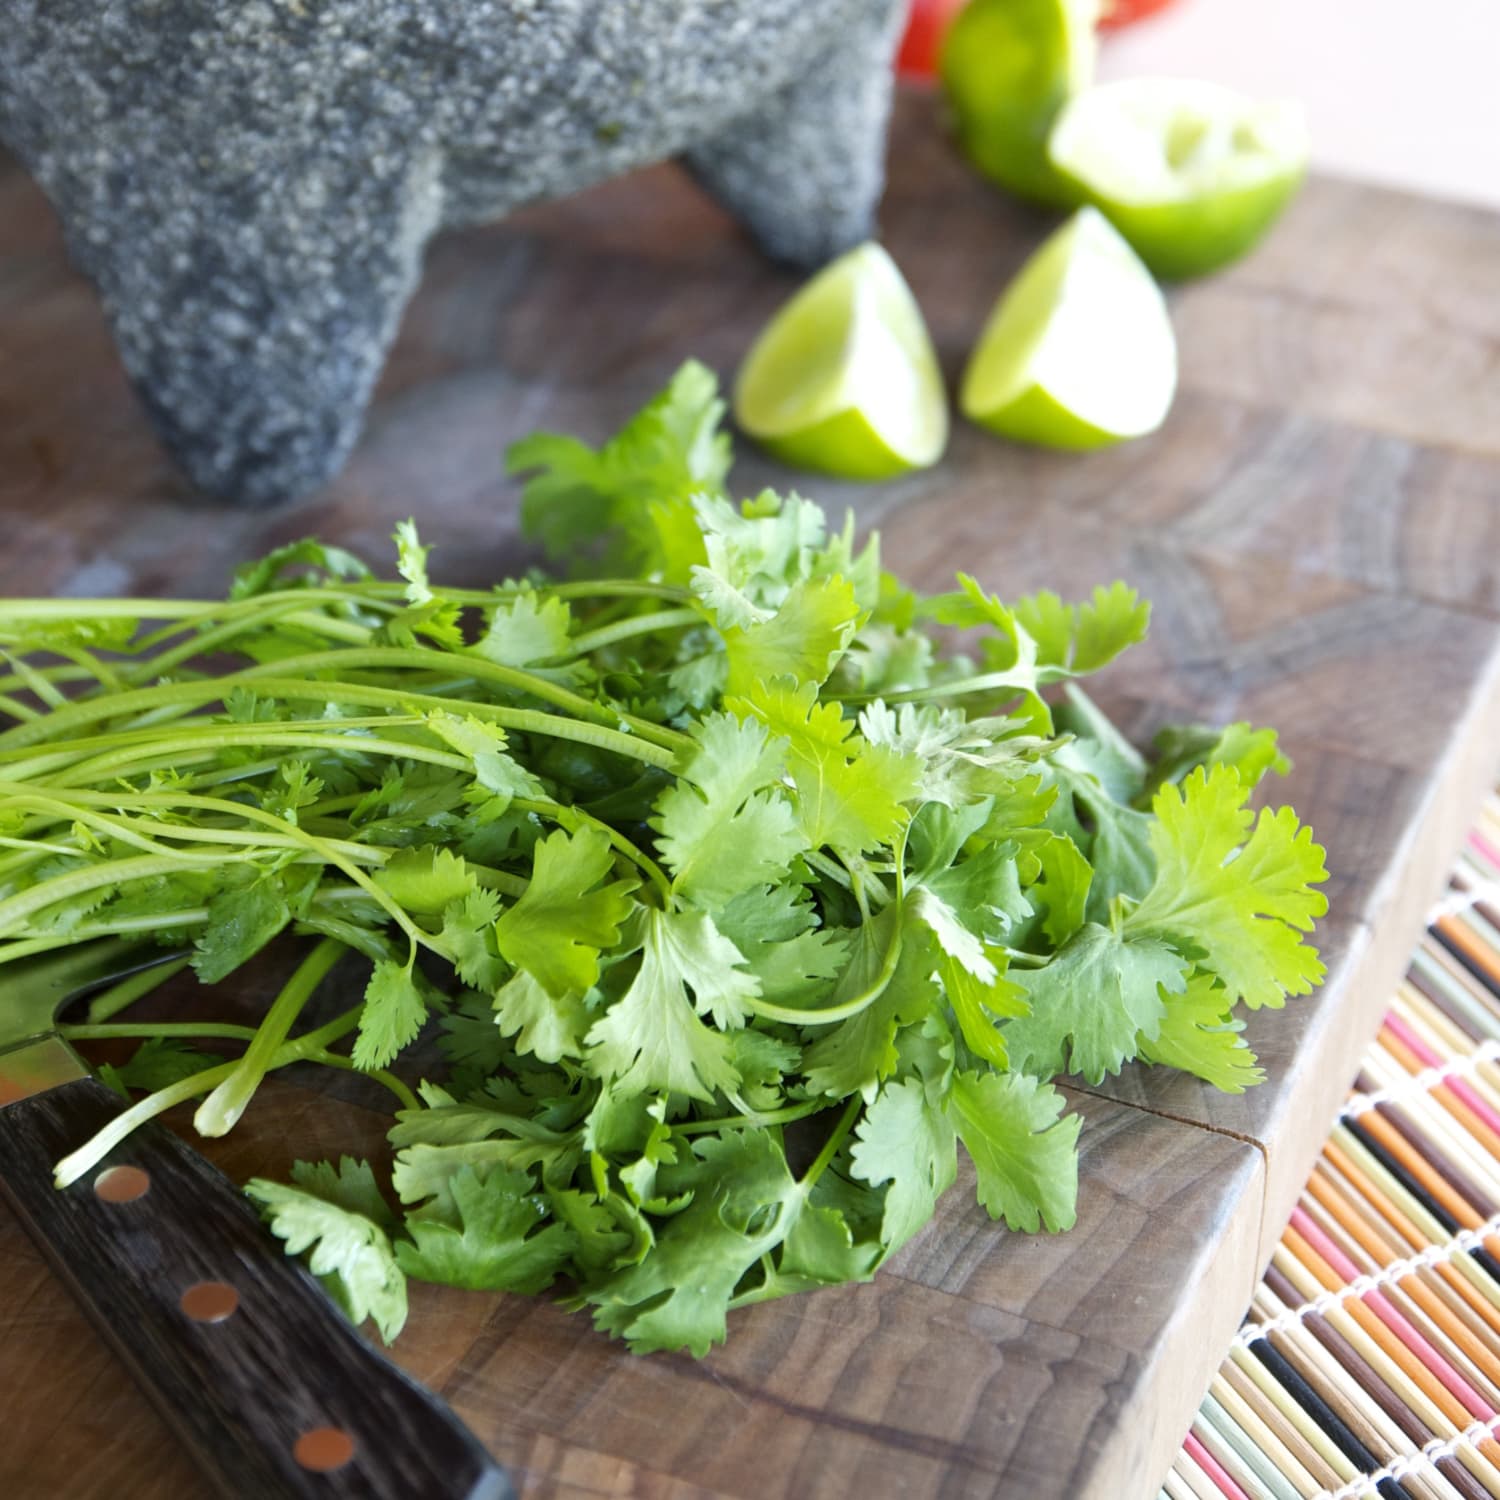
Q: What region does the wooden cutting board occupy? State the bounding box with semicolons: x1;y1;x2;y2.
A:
2;93;1499;1500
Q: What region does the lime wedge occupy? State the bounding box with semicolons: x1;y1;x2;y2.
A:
959;206;1176;449
733;243;948;480
1048;77;1309;279
939;0;1100;207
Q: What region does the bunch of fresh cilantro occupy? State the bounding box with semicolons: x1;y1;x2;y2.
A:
0;362;1327;1355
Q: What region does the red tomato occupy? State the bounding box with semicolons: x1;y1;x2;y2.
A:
896;0;1184;73
1097;0;1180;29
896;0;967;79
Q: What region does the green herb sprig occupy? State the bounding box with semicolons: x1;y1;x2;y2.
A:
0;363;1327;1355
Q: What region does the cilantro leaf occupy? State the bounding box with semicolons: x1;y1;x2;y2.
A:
474;589;574;668
850;1076;957;1254
1031;834;1092;948
650;713;802;907
717;884;851;1007
1127;765;1328;1009
192;875;289;984
721;576;861;699
936;950;1025;1071
494;969;591;1063
425;714;543;807
246;1174;408;1342
688;489;835;624
1139;973;1264;1093
1046;755;1157;924
396;1167;576;1293
439;887;507;992
1143;721;1291;804
352;958;429;1071
910;839;1033;980
99;1037;220;1097
946;1070;1080;1233
289;1157;397;1228
392;1136;580;1205
1003;923;1185;1084
732;679;920;855
586;1128;854;1355
373;846;477;915
1014;582;1150;681
229;537;371;599
393;519;435;606
585;908;750;1100
494;827;637;998
511;360;730;576
860;701;1036;808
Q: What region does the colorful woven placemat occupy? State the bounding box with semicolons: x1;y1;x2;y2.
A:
1164;794;1500;1500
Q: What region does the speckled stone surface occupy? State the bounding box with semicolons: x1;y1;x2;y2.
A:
0;0;906;505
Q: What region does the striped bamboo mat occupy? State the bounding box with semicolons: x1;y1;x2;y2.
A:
1164;793;1500;1500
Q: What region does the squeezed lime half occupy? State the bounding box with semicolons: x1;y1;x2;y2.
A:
1048;77;1309;279
960;206;1176;449
733;243;948;480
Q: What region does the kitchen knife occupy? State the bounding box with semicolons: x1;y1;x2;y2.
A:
0;940;513;1500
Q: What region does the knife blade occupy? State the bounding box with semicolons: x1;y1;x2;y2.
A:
0;940;185;1105
0;939;513;1500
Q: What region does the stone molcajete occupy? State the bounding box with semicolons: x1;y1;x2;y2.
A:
0;1;906;506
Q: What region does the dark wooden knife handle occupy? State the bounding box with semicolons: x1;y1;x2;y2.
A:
0;1076;512;1500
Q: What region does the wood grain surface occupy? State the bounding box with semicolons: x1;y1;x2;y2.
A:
2;92;1498;1500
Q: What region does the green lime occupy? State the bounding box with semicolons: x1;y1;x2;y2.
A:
939;0;1100;207
1047;77;1309;279
733;243;948;480
959;206;1176;449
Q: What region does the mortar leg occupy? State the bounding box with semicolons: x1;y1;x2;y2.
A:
684;1;907;268
80;150;444;507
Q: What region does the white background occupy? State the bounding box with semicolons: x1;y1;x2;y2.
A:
1096;0;1500;208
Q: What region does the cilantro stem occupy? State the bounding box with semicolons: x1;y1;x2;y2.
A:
52;1002;366;1187
52;644;126;694
0;594;311;622
0;782;433;959
6;653;67;710
800;1095;861;1190
0;851;261;937
83;956;193;1023
0;691;42;722
1002;949;1049;968
561;608;700;658
63;1021;256;1042
672;1100;825;1135
308;1051;420;1111
233;646;690;752
194;937;347;1137
0;678;681;773
0;914;208;969
0;832;89;858
120;605;375;685
803;849;854;895
746;916;904;1027
844;667;1042;706
350;579;695;606
0;792;350;867
58;1019;418;1110
0;587;397;636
